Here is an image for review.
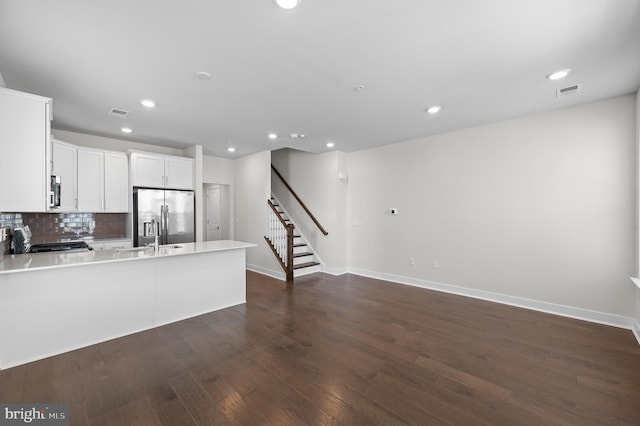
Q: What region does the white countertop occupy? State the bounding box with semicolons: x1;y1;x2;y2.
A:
0;240;256;275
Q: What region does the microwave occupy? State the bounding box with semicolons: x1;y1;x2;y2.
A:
49;175;61;209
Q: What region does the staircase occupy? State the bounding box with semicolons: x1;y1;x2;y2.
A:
264;196;321;281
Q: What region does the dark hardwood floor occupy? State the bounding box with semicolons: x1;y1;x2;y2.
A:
1;271;639;425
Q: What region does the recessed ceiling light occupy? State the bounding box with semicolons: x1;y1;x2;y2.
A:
275;0;300;9
268;133;278;140
227;147;236;153
326;142;335;148
546;69;571;80
121;127;132;133
426;105;442;114
195;71;212;80
290;133;306;139
140;99;156;108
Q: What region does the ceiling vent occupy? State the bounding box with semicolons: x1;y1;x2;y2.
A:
108;107;130;118
556;84;582;98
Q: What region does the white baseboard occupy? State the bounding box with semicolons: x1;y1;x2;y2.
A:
246;264;637;337
633;320;640;346
349;268;635;331
247;262;349;280
324;266;349;276
246;264;285;281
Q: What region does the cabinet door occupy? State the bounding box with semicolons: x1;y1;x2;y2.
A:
104;152;128;212
0;88;51;212
77;148;105;212
51;140;77;212
165;156;194;190
131;152;165;188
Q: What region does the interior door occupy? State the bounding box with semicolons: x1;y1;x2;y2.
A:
206;186;221;241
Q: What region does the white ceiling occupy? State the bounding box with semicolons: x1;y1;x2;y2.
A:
1;0;639;158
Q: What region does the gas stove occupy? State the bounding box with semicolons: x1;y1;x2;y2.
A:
28;241;92;253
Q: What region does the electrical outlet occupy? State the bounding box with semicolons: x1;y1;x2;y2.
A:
432;259;438;269
409;257;415;266
390;208;399;215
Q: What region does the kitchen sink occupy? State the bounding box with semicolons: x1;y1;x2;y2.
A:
115;246;154;253
116;245;183;254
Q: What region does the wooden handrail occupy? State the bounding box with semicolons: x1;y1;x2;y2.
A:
271;165;329;236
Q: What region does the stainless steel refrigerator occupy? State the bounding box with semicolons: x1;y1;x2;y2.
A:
133;188;195;247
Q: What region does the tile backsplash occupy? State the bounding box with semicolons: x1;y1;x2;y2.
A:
0;212;127;243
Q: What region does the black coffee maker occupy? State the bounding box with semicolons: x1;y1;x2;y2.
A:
12;226;32;254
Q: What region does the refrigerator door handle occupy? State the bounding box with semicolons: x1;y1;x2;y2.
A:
164;204;169;245
159;205;165;245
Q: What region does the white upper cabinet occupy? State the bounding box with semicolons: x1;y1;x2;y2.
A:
130;152;165;188
130;151;194;190
77;148;105;212
51;139;77;212
0;88;51;212
104;152;128;212
165;156;195;190
77;148;128;213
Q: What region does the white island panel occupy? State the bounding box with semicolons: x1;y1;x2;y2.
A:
0;260;155;369
0;241;255;369
155;249;246;326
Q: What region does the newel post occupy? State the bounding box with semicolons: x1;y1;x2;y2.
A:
286;224;294;282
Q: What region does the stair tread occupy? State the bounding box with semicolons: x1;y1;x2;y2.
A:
293;261;321;270
293;252;314;258
293;243;306;247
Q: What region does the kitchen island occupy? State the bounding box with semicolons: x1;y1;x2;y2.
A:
0;240;255;369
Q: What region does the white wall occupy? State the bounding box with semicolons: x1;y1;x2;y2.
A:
220;184;231;240
233;150;281;275
635;90;640;335
348;95;636;318
184;145;203;242
271;149;349;274
52;129;185;156
203;155;234;185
